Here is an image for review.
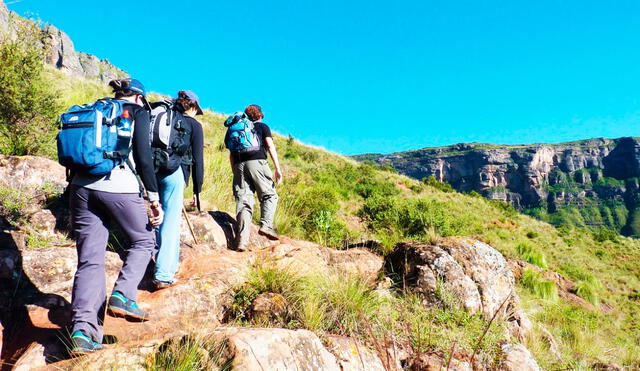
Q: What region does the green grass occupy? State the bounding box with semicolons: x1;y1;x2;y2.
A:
521;268;558;301
516;242;548;269
147;335;231;371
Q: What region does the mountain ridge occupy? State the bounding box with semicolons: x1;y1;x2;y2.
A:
354;136;640;235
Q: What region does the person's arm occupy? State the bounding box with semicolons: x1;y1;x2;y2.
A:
190;119;204;195
130;106;163;225
265;137;283;184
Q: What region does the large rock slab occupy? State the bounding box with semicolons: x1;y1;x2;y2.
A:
325;335;388;371
212;327;340;371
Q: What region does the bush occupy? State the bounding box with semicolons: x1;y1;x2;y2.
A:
359;195;468;245
422;176;455;193
0;22;61;156
521;268;558;301
516;242;548;269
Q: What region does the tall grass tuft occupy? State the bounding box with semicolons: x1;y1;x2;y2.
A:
147;335;231;371
521;268;558;301
516;242;548;269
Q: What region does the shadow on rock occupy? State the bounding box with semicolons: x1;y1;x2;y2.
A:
0;224;72;370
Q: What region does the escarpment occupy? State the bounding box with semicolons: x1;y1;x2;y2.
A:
356;137;640;235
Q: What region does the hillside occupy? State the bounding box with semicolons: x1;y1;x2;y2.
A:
1;2;640;369
354;138;640;236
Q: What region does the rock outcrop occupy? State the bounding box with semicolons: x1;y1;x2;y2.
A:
386;238;532;341
355;137;640;234
0;0;127;83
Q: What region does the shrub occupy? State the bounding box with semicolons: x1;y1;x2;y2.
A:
422;176;455;193
0;186;30;225
592;228;619;243
488;200;518;217
359;195;468;243
0;22;61;156
521;268;558;301
516;242;548;269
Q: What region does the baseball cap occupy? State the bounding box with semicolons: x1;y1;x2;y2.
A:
123;78;147;97
179;90;204;115
123;78;151;110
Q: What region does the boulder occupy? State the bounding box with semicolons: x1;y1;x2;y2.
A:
211;327;341;370
500;343;541;371
179;210;276;252
386;237;530;339
0;155;66;200
20;245;122;302
325;335;388;371
251;292;288;323
271;238;383;282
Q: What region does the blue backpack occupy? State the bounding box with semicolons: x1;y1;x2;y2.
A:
57;98;134;176
224;112;261;153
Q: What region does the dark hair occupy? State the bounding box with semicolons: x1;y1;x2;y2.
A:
109;79;136;98
244;104;263;121
175;91;198;113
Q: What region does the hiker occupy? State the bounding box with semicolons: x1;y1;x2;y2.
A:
66;78;162;354
225;104;283;251
151;90;205;289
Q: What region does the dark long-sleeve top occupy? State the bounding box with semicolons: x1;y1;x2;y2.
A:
72;102;160;201
181;116;204;194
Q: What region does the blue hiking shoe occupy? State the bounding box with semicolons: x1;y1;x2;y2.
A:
70;330;104;355
107;291;149;321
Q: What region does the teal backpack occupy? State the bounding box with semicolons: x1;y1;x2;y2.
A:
224;112;261;153
56;98;133;175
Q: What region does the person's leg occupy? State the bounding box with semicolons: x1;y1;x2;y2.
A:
247;159;279;231
154;167;185;283
233;161;255;248
97;192;155;301
69;185;109;344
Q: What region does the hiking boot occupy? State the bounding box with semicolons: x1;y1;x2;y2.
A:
70;330;104;355
107;291;149;321
236;242;248;252
153;278;176;290
258;226;279;240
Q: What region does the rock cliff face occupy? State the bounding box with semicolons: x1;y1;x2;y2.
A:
355;137;640;235
0;0;127;83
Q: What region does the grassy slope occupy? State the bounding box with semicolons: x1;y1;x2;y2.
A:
48;71;640;368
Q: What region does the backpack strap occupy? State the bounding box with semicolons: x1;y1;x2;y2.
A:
125;158;147;199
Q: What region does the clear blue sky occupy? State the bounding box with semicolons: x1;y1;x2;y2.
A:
8;0;640;155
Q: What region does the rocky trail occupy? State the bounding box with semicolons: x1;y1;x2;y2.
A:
0;155;542;370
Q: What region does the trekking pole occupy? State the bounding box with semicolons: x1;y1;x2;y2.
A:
182;207;199;246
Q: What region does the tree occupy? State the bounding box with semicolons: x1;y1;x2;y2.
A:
0;22;60;156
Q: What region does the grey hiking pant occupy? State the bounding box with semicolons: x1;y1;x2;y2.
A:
69;185;155;342
233;159;279;245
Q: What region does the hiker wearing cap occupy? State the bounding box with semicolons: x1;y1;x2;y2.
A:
151;90;205;289
225;104;283;251
66;78;162;354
